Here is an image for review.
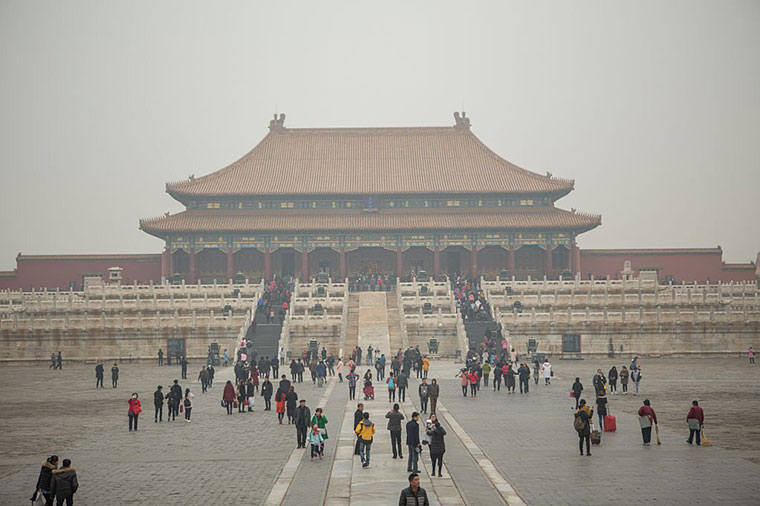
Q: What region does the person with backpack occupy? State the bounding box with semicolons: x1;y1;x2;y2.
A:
183;388;194;422
574;399;594;456
355;411;376;468
631;367;642;395
397;371;408;402
493;361;503;391
386;372;397;402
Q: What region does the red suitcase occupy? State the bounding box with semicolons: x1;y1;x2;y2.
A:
604;407;616;432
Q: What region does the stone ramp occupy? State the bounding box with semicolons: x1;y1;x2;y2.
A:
357;292;390;357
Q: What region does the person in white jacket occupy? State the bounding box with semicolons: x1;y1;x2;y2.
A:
541;360;552;385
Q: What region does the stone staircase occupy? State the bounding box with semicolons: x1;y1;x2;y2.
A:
248;308;281;359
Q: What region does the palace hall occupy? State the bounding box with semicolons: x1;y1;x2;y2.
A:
139;113;602;283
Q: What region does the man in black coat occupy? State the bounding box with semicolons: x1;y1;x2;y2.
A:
405;412;421;472
51;459;78;505
154;386;164;422
354;403;364;455
261;376;273;411
293;400;311;448
279;374;291;394
180;356;188;380
95;363;104;388
111;363;119;388
398;472;429;506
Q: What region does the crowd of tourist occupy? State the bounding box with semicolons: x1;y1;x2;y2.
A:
451;276;492;322
256;276;293;324
348;273;395;292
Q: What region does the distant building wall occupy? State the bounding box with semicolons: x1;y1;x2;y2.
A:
580;248;756;283
0;254;162;291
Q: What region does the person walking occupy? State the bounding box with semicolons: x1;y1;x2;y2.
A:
198;367;209;393
222;380;236;415
34;455;58;506
418;379;429;414
316;361;327;388
397;371;408;402
56;351;62;370
518;363;530;394
399;472;430;506
428;379;440;415
422;356;430;379
49;353;56;370
180;356;188;380
574;399;594;456
353;403;365;455
275;388;286;424
387;372;397;402
638;399;658;445
158;348;164;366
285;386;298;424
311;407;329;455
750;346;755;364
347;368;359;400
619;366;629;394
111;363;119;388
592;369;606;396
426;414;447;477
604;367;616;395
459;369;469;397
261;376;273;411
95;362;104;388
686;400;705;445
355;411;376;468
246;377;256;412
386;403;405;459
169;379;182;421
596;390;608;430
308;423;325;461
406;412;422;472
183;388;194;422
571;377;584;409
128;393;141;432
50;458;78;506
493;362;502;391
505;363;516;394
294;399;311;449
468;369;479;397
337;358;344;382
541;359;552;385
153;385;164;423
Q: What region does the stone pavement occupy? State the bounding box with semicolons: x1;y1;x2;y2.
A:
0;362;334;505
418;359;760;506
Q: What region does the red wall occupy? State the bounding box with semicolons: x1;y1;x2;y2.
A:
0;254;162;291
580;249;756;283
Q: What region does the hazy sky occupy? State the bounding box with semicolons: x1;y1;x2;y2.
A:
1;1;758;270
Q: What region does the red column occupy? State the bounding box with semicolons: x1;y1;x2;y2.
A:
396;247;403;277
470;246;478;277
161;248;171;281
507;245;516;275
433;246;440;278
339;247;346;279
301;249;309;281
572;243;581;277
264;247;272;280
189;249;197;283
544;245;553;276
226;248;234;281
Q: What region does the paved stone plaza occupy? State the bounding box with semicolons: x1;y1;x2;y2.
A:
1;356;759;505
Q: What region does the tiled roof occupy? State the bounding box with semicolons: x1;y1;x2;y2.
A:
581;248;722;256
165;117;574;199
140;207;601;237
17;254;161;262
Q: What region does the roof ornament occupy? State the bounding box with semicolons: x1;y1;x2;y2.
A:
546;171;553;178
269;113;286;131
189;174;195;181
453;111;470;130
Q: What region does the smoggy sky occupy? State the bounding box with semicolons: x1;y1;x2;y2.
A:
1;0;758;270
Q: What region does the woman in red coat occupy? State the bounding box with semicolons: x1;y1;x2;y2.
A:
222;380;236;415
128;393;142;431
275;388;286;424
468;371;479;397
250;366;260;391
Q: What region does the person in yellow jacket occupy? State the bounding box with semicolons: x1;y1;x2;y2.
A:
422;357;430;379
355;411;376;468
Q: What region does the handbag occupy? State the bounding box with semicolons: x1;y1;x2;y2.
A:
31;489;45;506
687;418;701;430
179;403;184;413
221;400;226;408
569;391;575;398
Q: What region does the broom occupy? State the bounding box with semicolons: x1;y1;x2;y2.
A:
701;427;712;446
655;424;661;445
